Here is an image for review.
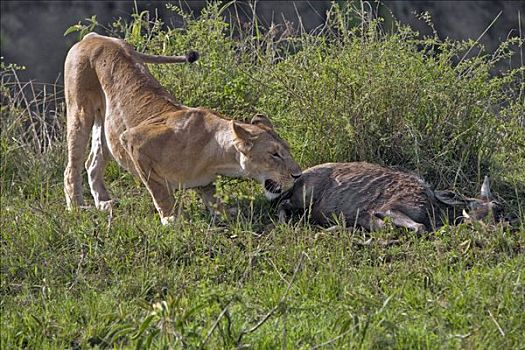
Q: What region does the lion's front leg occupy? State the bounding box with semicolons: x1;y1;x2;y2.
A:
144;177;177;225
120;129;176;225
195;184;238;221
126;154;176;224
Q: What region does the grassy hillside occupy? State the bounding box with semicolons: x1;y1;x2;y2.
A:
1;3;524;349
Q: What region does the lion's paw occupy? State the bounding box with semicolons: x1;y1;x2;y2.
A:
160;215;176;226
96;200;114;211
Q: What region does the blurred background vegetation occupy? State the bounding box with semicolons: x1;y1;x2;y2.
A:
1;1;524;83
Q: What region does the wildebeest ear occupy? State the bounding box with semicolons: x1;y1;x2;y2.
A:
480;176;492;200
435;190;467;206
251;114;274;130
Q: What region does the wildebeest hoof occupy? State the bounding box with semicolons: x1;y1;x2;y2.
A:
413;223;426;234
226;206;239;219
278;199;292;223
278;209;288;224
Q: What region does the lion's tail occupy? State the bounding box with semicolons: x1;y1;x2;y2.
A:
137;50;199;64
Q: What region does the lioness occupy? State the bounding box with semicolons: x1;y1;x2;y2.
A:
278;162;501;232
64;33;301;224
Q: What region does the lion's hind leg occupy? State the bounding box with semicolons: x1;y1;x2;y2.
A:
64;104;95;209
85;119;113;210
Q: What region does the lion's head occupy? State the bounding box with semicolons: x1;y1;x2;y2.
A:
231;114;302;200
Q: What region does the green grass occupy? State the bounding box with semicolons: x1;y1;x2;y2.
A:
1;3;524;349
2;187;524;349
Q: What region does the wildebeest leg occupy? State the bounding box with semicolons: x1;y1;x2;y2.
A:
374;210;427;233
356;213;386;232
278;199;293;224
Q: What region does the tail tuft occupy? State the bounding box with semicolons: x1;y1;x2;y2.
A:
186;50;199;63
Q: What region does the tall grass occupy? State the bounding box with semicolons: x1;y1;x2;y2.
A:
1;3;524;349
0;62;66;200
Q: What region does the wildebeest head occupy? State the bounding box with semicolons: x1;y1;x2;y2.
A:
434;176;502;222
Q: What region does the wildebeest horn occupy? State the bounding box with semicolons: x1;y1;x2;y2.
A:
480;176;492;200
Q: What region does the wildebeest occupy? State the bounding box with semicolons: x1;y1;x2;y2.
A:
277;162;501;232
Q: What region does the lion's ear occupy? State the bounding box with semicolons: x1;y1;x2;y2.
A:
231;121;258;154
251;113;273;130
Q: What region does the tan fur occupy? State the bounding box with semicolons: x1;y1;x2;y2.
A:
63;33;301;224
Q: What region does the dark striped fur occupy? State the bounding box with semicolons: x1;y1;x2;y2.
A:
278;162;499;232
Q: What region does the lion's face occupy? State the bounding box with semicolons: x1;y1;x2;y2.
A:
232;115;302;200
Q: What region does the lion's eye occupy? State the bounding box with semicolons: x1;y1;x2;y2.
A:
272;152;281;159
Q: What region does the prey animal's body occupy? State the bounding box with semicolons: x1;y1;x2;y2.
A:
278;162;499;232
63;33;301;224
